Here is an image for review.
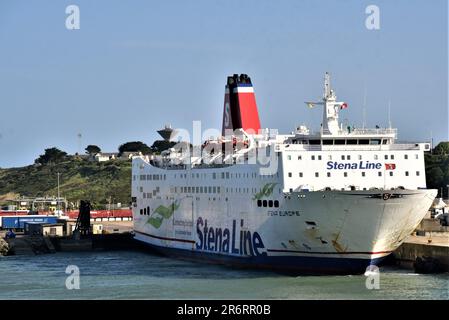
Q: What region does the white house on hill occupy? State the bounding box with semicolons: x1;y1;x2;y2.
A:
92;151;143;162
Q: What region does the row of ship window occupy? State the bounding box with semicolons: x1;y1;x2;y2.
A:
137;172;279;181
257;199;280;208
288;171;420;178
138;174;166;181
180;186;221;193
291;138;388;145
287;154;419;161
140;206;151;215
141;186;276;197
176;186;263;194
139;199;280;215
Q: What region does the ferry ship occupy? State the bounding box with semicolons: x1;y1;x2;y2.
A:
131;73;437;274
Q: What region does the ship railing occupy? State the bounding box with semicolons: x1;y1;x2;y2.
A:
153;162;235;170
300;128;398;137
285;143;422;151
348;128;398;135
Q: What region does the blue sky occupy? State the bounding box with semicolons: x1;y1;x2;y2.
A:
0;0;447;168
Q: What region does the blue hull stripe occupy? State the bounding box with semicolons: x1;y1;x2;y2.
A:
134;230;391;256
267;248;393;255
134;236;387;275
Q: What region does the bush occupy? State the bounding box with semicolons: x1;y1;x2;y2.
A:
35;148;68;165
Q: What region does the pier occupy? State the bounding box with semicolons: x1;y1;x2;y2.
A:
393;217;449;273
1;220;139;256
394;235;449;272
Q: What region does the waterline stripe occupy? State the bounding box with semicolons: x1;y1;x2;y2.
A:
134;230;195;244
267;249;392;255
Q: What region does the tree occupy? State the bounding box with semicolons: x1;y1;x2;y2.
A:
151;140;177;153
443;165;449;185
426;167;444;188
85;145;101;155
35;147;68;165
118;141;151;156
433;142;449;155
150;140;193;154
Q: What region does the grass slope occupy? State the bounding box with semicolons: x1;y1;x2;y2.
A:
0;158;131;208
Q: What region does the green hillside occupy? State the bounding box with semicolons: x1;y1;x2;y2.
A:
0;157;131;209
0;140;172;209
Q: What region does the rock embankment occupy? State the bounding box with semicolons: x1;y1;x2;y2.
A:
0;237;10;256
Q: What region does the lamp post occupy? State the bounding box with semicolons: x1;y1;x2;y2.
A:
57;172;60;214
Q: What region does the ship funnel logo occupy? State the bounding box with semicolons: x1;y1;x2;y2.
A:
224;102;231;127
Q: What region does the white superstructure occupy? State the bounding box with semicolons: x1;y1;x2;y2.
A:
131;73;436;274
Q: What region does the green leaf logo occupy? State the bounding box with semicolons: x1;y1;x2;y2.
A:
147;200;180;228
253;183;277;200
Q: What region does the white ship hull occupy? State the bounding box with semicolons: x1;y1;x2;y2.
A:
133;177;436;274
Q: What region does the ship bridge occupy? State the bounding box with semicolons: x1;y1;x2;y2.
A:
289;127;398;146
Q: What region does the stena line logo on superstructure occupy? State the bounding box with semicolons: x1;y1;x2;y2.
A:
327;161;385;170
196;217;266;257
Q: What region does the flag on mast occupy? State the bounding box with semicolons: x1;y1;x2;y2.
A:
340;102;348;109
305;102;315;109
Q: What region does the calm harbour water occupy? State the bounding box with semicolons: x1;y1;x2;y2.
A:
0;250;447;299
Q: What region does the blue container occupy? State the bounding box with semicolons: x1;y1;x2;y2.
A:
1;216;58;230
1;216;20;229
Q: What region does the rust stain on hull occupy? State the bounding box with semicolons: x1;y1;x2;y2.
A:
332;232;348;253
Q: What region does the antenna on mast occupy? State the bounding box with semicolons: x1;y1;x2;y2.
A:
324;72;330;99
305;72;344;135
